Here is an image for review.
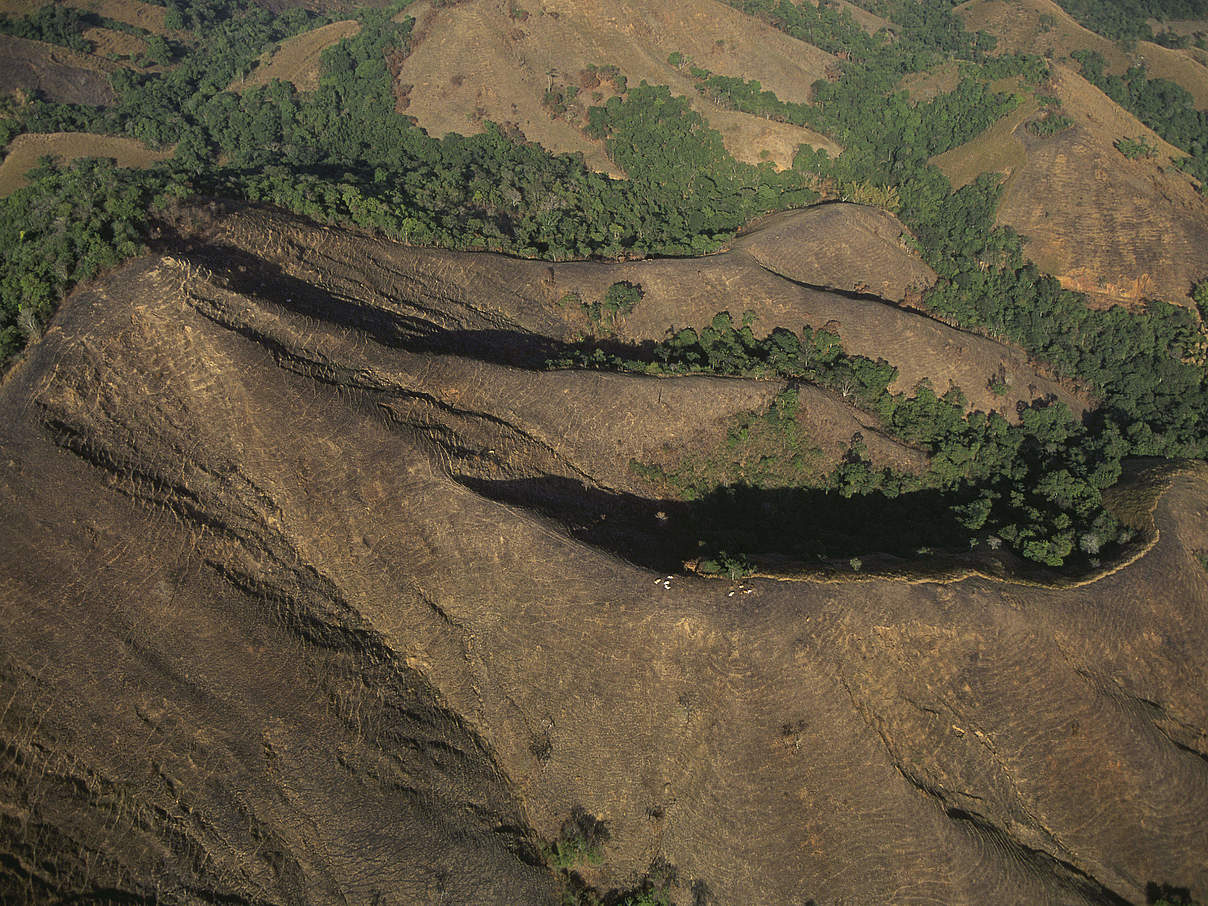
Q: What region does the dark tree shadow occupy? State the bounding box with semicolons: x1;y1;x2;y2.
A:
457;474;971;572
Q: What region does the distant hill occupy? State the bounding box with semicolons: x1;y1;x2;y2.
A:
0;33;118;104
957;0;1208;107
934;61;1208;308
393;0;841;173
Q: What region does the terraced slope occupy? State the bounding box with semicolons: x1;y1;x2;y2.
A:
1;225;1205;905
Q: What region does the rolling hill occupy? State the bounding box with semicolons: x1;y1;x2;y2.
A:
0;33;118;104
1;223;1205;904
957;0;1208;108
199;202;1078;417
934;62;1208;308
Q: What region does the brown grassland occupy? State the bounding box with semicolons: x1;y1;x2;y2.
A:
202;202;1080;418
81;23;147;59
1;4;1207;904
957;0;1208;107
0;205;1204;903
392;0;841;174
934;62;1208;308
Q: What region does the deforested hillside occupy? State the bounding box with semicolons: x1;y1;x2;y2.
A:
1;238;1206;905
201;203;1076;416
233;18;360;91
958;0;1208;107
0;34;119;104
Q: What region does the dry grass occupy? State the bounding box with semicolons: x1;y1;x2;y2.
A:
233;19;361;93
988;65;1208;309
734;204;936;303
5;206;1208;906
394;0;841;175
932;60;1208;309
0;132;171;196
898;61;963;102
0;0;184;39
82;24;147;60
75;0;175;37
0;34;120;104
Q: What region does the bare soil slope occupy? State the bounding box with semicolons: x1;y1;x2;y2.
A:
234;19;361;92
393;0;840;173
935;65;1208;308
957;0;1208;107
0;227;1205;905
0;34;117;105
0;131;172;195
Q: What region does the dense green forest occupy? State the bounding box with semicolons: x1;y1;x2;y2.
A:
0;4;94;51
0;0;1206;570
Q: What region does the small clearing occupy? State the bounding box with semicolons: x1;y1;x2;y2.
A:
82;25;147;60
234;19;361;92
0;132;171;195
898;61;964;102
931;82;1038;191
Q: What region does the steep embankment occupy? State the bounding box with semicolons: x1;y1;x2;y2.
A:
392;0;840;173
0;226;1206;905
205;203;1079;417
